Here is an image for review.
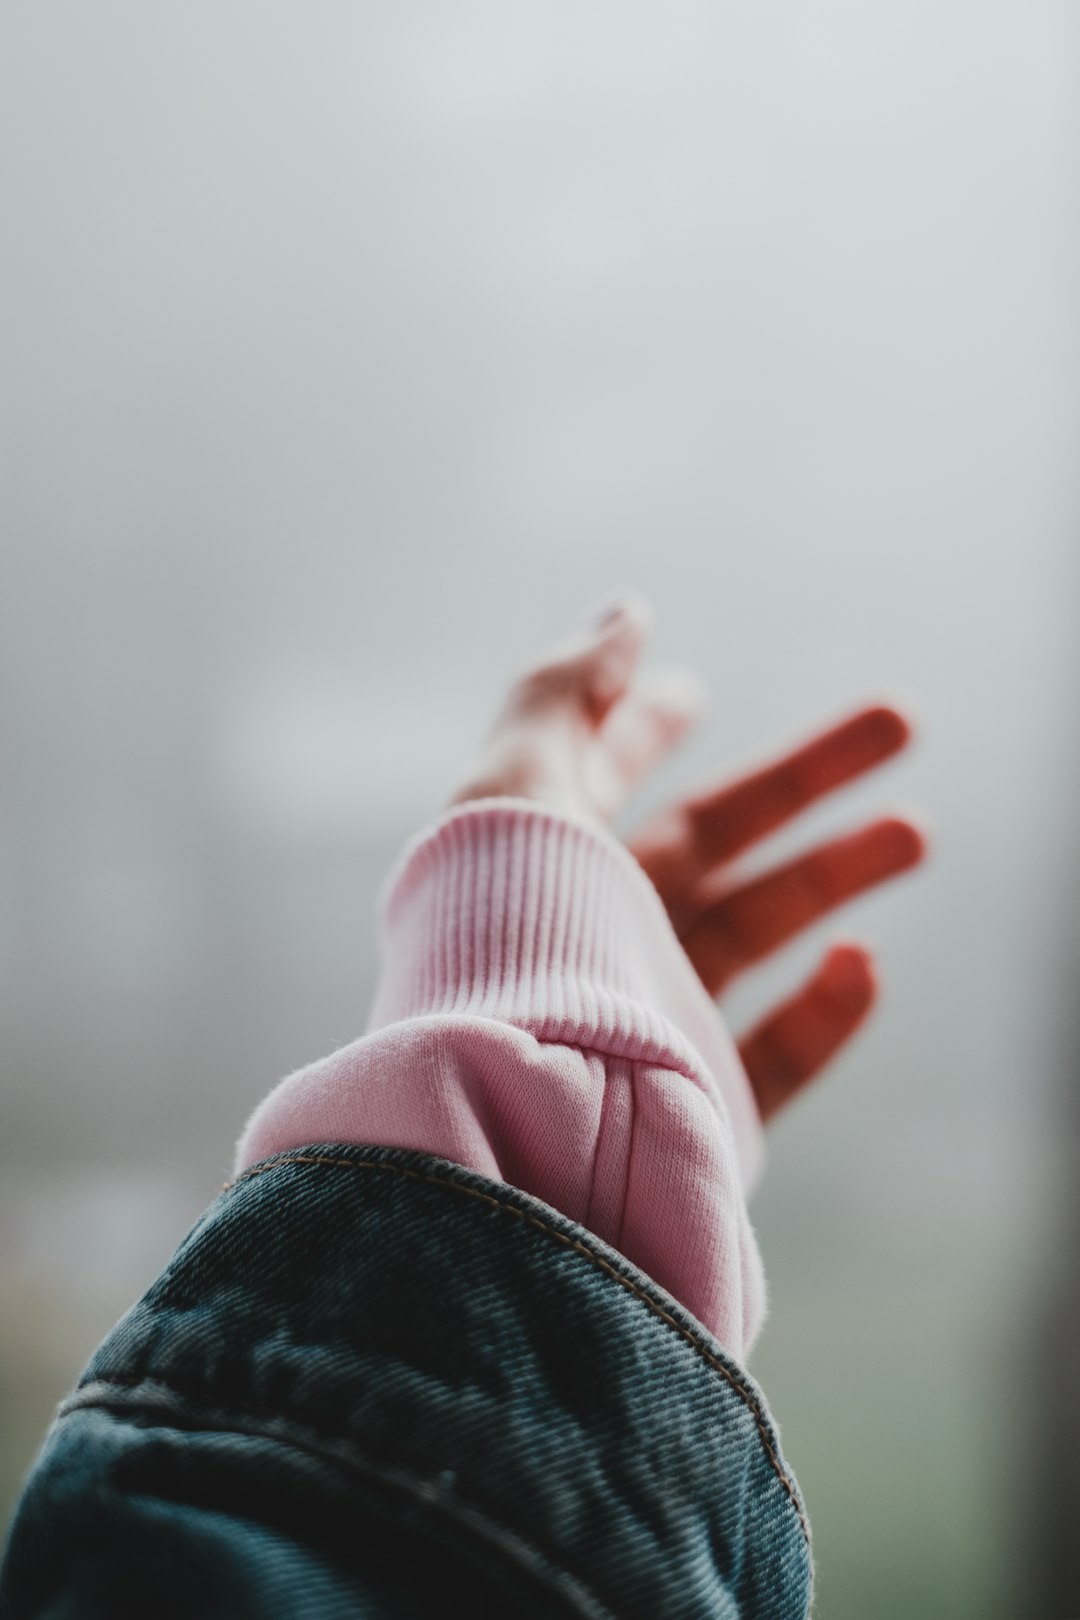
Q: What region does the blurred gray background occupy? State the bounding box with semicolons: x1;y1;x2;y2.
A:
2;3;1078;1615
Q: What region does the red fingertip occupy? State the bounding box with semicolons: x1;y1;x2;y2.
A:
877;809;934;865
858;691;921;746
820;942;876;1005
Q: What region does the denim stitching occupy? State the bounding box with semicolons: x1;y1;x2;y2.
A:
227;1152;811;1547
62;1376;609;1619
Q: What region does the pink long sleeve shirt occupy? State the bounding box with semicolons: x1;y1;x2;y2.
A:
235;799;768;1361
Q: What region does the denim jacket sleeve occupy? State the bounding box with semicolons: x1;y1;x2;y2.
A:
0;1141;813;1619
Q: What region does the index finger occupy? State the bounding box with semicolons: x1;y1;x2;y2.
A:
683;701;915;871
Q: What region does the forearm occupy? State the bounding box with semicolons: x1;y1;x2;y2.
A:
235;798;767;1358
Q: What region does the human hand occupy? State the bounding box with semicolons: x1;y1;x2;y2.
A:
447;591;928;1123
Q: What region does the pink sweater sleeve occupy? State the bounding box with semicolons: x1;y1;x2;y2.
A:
234;799;768;1360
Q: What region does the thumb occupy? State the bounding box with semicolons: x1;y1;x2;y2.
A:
509;591;654;731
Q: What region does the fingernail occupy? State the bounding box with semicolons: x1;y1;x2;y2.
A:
591;597;631;630
589;590;652;634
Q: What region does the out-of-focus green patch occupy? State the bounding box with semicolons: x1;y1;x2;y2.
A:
752;1268;1019;1620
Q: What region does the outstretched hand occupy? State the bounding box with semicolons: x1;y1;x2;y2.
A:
447;592;928;1123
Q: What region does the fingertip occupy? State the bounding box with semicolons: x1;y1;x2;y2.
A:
878;805;935;864
589;596;655;676
590;588;654;637
861;686;923;743
580;592;654;721
849;703;916;762
516;594;653;722
820;940;878;1007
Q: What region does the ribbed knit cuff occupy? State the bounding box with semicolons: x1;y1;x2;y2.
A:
364;798;766;1192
